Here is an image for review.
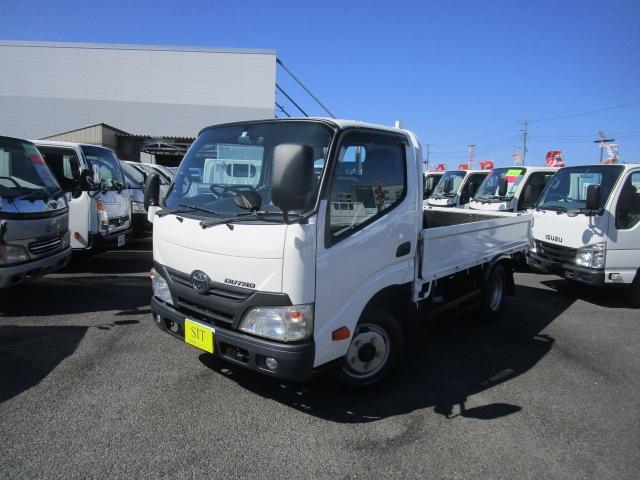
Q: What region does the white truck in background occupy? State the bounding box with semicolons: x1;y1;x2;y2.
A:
469;166;558;212
527;163;640;307
0;136;71;288
34;141;132;253
426;169;489;208
144;118;532;387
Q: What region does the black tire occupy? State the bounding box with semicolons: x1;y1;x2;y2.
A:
626;273;640;309
480;264;507;321
337;307;405;389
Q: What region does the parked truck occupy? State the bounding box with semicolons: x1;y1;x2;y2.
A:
426;169;489;208
34;141;132;252
144;119;532;386
0;136;71;288
469;166;558;212
527;163;640;306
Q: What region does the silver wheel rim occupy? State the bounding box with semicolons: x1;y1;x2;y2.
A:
342;323;390;379
489;274;504;311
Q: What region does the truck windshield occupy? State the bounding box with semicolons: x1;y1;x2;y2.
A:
165;121;333;218
81;146;126;189
431;171;466;198
120;161;145;188
0;137;62;201
537;165;624;212
475;167;526;202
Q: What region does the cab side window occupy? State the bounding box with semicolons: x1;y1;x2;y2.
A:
616;172;640;230
461;173;486;204
518;172;554;210
38;147;82;196
327;137;406;243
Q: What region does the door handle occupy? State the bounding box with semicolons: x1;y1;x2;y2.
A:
396;241;411;257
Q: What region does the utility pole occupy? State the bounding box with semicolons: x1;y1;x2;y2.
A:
515;120;529;165
593;130;615;163
467;144;476;169
425;144;431;171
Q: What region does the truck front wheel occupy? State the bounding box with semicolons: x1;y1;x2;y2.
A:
338;308;404;388
481;264;507;321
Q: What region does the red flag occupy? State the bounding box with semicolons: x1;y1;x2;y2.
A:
545;151;564;167
435;163;446;172
479;160;494;170
458;163;469;170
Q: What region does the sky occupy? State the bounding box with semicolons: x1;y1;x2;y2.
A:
1;0;639;168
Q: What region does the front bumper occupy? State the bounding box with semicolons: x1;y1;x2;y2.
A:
0;247;71;289
527;252;605;286
89;228;132;251
151;296;315;381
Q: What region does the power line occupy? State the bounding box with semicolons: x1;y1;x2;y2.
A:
275;101;291;118
530;99;640;123
276;84;308;117
276;58;336;118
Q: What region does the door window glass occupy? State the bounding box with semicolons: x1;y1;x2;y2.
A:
37;146;82;193
328;140;406;241
616;172;640;229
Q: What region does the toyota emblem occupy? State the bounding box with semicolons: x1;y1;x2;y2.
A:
190;270;210;294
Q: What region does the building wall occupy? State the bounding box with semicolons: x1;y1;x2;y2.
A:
0;41;276;139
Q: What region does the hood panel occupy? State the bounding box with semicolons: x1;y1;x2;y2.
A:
101;190;129;217
532;210;609;248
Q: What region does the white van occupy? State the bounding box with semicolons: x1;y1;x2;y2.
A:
423;171;443;199
426;169;489;208
527;164;640;306
34;141;132;252
469;166;558;212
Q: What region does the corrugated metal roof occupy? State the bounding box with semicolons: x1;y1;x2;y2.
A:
0;40;276;56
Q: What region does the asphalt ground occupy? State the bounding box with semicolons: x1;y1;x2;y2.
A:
1;238;639;479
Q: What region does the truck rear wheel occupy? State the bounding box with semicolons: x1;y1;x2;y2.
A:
338;308;404;388
481;264;507;321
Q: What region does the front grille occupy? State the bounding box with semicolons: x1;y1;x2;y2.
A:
28;235;61;256
166;268;252;302
536;240;577;263
109;216;128;227
175;297;234;328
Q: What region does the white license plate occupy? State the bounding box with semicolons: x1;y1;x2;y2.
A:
117;234;125;247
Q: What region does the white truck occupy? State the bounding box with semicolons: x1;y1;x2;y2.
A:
0;136;71;288
527;163;640;306
469;166;558;212
144;119;532;386
34;141;132;252
426;169;489;208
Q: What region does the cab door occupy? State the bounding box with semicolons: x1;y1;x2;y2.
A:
608;169;640;283
313;129;417;367
37;145;91;249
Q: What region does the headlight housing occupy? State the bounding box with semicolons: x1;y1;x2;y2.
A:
529;237;538;254
150;269;173;305
132;201;146;213
61;231;71;249
576;241;606;269
239;304;314;342
0;244;29;265
97;200;109;233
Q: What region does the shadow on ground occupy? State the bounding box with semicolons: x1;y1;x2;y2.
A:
199;283;571;423
540;278;631;309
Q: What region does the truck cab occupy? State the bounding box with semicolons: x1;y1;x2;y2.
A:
146;119;531;387
423;171;443;199
426;169;489;208
469;166;557;212
120;160;149;237
527;164;640;305
0;136;71;288
34;141;132;252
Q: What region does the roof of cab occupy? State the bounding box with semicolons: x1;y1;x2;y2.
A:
30;139;115;151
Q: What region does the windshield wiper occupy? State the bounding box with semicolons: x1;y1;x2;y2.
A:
156;203;219;219
7;188;49;203
178;204;219;216
199;211;303;230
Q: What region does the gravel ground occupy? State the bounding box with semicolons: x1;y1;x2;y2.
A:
1;238;639;479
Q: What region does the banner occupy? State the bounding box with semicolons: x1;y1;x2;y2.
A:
479;160;494;170
545;151;564;168
435;163;446;171
512;153;524;166
458;163;469;170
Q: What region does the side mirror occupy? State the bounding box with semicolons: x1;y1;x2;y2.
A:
79;169;98;191
498;177;509;197
585;184;601;210
443;177;453;194
271;143;314;221
143;173;160;210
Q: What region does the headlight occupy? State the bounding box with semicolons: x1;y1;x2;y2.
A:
0;244;29;265
132;201;146;213
150;269;173;305
529;237;537;254
239;304;314;342
97;200;109;233
576;241;606;269
61;231;71;249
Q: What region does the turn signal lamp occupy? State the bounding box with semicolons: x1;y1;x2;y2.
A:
332;327;351;341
